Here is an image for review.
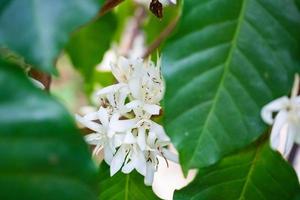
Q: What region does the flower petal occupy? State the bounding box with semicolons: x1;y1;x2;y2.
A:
162;148;179;163
129;77;141;99
110;117;136;132
144;162;155;186
137;127;146;151
151;122;170;142
98;107;110;126
110;147;126;176
126;100;142;110
124;131;136;144
122;160;135;174
270;110;288;150
283;124;296;156
104;145;114;165
143;104;161;115
134;150;147;176
75;114;102;132
84;133;103;145
261;97;289;124
83;111;98;120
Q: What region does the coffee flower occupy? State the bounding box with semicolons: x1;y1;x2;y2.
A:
76;56;178;186
261;74;300;156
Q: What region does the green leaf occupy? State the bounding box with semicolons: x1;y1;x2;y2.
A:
99;163;160;200
0;60;99;200
0;0;102;74
162;0;300;172
174;139;300;200
66;12;117;85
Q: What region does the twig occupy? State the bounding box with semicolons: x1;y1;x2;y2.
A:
143;15;180;58
28;69;51;91
99;0;124;17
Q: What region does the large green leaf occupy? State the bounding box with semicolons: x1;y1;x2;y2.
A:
66;12;117;86
99;163;159;200
0;0;102;74
162;0;300;172
175;139;300;200
0;60;99;200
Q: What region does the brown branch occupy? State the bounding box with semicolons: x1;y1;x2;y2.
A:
99;0;124;17
28;69;51;91
143;15;180;58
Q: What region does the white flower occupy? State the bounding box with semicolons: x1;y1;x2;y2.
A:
76;107;136;160
129;57;165;104
110;57;143;84
96;83;130;115
261;74;300;156
76;56;177;186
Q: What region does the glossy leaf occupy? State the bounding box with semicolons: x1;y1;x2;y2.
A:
0;60;98;200
162;0;300;172
175;139;300;200
0;0;102;74
66;12;117;86
99;163;160;200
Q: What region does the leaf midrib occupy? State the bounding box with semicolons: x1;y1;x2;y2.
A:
187;0;249;169
238;144;262;200
124;174;130;200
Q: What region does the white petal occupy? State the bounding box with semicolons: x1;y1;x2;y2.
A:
110;117;137;132
283;125;296;156
96;84;125;96
84;133;103;145
83;112;98;120
292;74;300;98
143;104;161;115
293;123;300;144
129;78;141;99
114;134;125;148
98;107;109;126
122;161;135;174
124;131;136;144
270;110;288;150
137;127;146;150
147;131;157;147
104;145;114;165
162;149;179;163
151;122;170;142
126;100;142;110
75;114;102;132
144;163;155;186
261;97;289;124
110;147;126;176
134;150;147;176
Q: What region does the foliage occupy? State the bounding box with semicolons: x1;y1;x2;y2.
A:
0;0;299;199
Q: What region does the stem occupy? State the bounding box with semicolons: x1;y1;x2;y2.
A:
143;15;180;58
99;0;124;17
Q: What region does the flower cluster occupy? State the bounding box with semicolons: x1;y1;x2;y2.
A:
76;56;178;185
261;74;300;156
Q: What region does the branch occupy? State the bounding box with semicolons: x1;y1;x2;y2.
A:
143;15;180;58
99;0;124;17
